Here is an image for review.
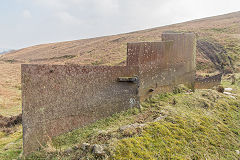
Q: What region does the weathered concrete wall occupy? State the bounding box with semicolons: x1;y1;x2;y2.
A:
22;64;139;155
195;73;222;89
162;33;196;88
22;33;197;155
127;41;174;100
127;33;196;100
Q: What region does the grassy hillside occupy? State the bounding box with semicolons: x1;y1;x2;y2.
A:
0;11;240;159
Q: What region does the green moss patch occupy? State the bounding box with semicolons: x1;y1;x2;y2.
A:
0;126;22;160
113;85;240;159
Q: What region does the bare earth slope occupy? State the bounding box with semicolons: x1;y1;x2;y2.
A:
0;11;240;116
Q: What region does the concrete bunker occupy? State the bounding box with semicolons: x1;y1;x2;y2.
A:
21;33;221;155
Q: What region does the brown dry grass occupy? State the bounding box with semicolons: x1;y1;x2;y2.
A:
0;64;21;116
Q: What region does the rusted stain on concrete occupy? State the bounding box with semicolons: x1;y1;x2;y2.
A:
22;33;219;155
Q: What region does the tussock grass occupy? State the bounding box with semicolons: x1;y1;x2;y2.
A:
0;126;22;160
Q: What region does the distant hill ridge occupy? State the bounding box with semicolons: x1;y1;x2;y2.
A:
0;11;240;73
0;49;14;55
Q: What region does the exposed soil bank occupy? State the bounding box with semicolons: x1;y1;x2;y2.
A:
0;114;22;128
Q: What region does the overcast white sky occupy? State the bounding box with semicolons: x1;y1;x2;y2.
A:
0;0;240;49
